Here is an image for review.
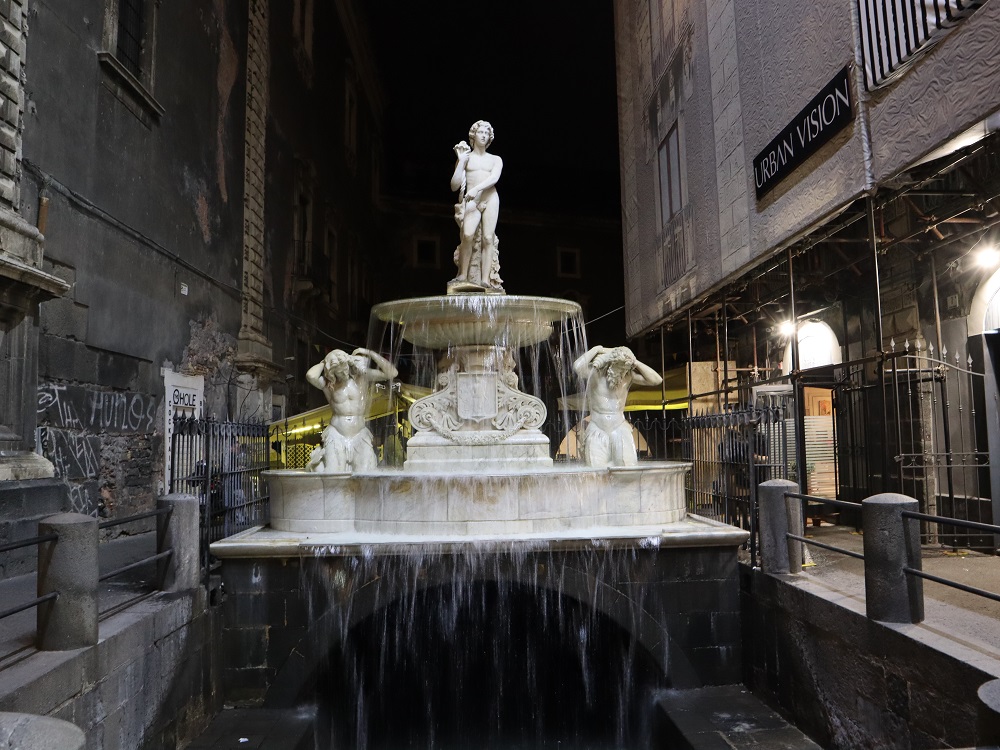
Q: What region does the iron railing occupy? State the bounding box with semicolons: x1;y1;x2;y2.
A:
0;534;59;622
98;506;174;584
775;489;1000;607
169;417;271;581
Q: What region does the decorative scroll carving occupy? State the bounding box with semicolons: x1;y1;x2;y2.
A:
409;361;546;445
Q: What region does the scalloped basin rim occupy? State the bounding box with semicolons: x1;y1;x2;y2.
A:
372;294;583;348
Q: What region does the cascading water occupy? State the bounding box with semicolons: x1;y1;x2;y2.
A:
299;541;668;750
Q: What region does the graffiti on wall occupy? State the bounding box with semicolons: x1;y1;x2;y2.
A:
37;383;157;433
37;383;160;516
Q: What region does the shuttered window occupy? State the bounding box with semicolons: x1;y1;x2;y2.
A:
857;0;987;90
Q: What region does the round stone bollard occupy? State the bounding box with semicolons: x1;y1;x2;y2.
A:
758;479;803;574
157;494;201;592
0;711;85;749
861;493;924;624
979;678;1000;745
36;513;98;650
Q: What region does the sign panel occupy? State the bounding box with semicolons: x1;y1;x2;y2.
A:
753;66;853;200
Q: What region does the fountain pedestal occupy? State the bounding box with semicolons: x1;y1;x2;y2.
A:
374;295;579;473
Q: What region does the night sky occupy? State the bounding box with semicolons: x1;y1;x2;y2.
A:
362;1;622;218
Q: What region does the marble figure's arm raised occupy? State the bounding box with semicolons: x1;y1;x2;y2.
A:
630;358;663;387
450;143;471;192
573;345;609;379
353;348;399;381
305;361;327;390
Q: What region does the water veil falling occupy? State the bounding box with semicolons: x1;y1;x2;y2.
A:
300;540;668;750
365;295;589;469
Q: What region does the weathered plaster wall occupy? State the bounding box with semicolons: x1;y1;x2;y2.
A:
264;0;386;413
21;1;249;516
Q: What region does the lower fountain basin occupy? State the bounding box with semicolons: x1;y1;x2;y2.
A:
264;461;690;536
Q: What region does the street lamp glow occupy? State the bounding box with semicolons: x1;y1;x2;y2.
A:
974;245;1000;269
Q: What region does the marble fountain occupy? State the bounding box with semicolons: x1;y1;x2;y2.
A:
206;122;748;749
211;119;741;554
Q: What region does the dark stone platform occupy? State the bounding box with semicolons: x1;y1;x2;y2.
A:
654;685;822;749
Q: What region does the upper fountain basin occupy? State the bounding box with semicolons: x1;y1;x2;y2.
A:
372;295;582;349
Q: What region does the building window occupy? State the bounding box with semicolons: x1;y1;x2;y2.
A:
294;190;313;273
292;0;315;83
345;66;358;173
116;0;144;77
347;233;359;316
414;238;440;269
325;228;339;309
98;0;164;122
657;124;683;226
556;247;581;279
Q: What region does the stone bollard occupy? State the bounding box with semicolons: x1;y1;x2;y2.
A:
758;479;803;574
861;493;924;624
157;494;201;592
0;712;85;749
978;678;1000;745
36;513;98;650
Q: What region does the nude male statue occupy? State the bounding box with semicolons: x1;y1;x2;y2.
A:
451;120;503;290
573;346;663;468
305;348;398;473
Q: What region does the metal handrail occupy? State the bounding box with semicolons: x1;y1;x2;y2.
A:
0;533;60;622
786;492;863;510
0;592;58;621
99;550;174;583
904;566;1000;605
98;506;172;530
783;493;865;560
787;532;865;561
0;533;57;555
901;510;1000;535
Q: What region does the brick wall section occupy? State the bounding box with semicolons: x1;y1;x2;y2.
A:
706;0;749;272
0;0;25;211
240;0;268;346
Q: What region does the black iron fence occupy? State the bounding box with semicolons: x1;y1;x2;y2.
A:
168;417;271;577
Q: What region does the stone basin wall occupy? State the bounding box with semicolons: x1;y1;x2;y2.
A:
266;462;690;535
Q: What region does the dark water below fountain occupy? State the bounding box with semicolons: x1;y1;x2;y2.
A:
295;545;669;749
311;581;664;749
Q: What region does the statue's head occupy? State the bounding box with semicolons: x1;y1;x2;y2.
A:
468;120;494;148
599;347;637;389
323;350;353;381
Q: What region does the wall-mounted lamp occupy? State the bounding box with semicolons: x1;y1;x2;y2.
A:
778;320;797;337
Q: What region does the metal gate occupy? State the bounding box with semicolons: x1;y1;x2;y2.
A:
682;404;789;566
168;417;271;579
